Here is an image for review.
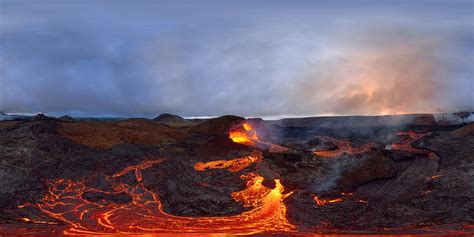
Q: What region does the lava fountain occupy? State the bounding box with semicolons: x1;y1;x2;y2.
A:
229;122;288;153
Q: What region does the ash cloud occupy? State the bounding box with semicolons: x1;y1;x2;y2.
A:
0;0;472;117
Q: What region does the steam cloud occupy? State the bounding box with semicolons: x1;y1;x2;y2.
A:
0;1;472;117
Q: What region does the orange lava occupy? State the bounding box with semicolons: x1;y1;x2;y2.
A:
229;122;288;153
113;158;166;181
313;136;376;158
229;130;256;146
390;131;437;160
313;193;369;206
243;122;253;131
19;217;58;225
194;151;263;172
229;122;258;146
313;195;343;206
314;131;436;160
25;158;295;235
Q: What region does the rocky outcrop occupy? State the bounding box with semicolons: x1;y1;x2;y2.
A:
451;123;474;137
187;115;245;134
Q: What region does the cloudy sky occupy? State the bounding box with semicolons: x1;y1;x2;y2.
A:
0;0;472;118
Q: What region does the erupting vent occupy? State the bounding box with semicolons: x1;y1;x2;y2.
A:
229;122;289;153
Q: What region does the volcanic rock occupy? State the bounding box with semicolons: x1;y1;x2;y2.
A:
308;137;337;151
58;118;190;149
0;121;20;130
188;115;245;134
451;123;474;137
0;113;473;235
153;113;193;127
412;114;436;125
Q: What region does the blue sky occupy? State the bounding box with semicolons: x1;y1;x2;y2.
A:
0;0;472;117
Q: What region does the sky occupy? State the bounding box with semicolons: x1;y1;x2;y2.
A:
0;0;473;118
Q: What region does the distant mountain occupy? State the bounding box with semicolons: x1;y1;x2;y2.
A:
59;115;75;122
0;112;13;121
0;113;37;121
153;113;193;127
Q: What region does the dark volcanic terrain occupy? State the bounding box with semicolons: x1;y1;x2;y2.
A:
0;113;473;235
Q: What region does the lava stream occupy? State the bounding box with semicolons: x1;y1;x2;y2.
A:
313;195;343;206
313;136;376;158
390;131;437;159
194;150;262;172
29;157;295;235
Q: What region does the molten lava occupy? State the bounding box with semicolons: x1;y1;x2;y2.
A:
390;131;437;160
229;122;258;146
314;131;436;160
243;122;253;131
13;128;447;235
194;151;263;172
229;122;288;153
113;158;166;181
313;195;343;206
313;136;376;158
24;156;295;235
229;130;256;146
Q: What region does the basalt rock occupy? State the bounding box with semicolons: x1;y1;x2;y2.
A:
188;115;245;134
0;115;472;235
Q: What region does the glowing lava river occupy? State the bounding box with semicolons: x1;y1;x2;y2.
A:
19;154;294;235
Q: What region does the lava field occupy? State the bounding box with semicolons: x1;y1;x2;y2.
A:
0;113;473;235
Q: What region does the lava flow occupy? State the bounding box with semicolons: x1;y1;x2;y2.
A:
229;122;288;153
25;156;295;235
313;195;343;206
229;122;259;146
313;131;436;159
313;136;376;158
113;158;167;181
194;150;263;172
389;130;438;160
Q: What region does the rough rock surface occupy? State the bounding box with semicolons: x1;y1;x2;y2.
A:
0;115;472;235
451;123;474;137
153;113;195;127
58;119;189;149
